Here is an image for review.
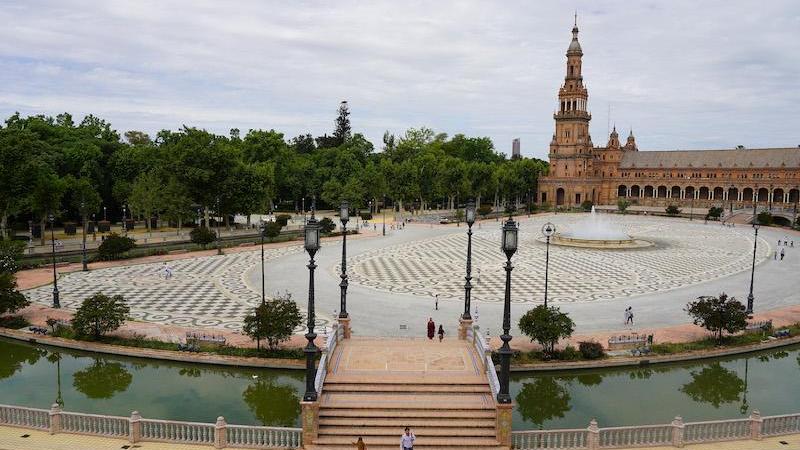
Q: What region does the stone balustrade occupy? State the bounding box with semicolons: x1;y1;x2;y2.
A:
472;325;500;398
0;403;302;449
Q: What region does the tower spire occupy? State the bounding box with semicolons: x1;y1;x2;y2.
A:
574;10;577;27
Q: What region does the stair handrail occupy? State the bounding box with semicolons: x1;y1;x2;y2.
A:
314;322;339;394
473;324;500;398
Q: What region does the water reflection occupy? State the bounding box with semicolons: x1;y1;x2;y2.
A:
516;377;571;426
73;360;133;399
0;342;43;380
46;351;64;407
242;375;301;427
680;363;744;408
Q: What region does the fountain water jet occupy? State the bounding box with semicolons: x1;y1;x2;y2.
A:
549;207;653;249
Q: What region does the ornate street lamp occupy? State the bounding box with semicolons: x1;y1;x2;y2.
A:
302;206;321;402
497;214;518;404
258;221;266;306
122;204;128;235
338;201;350;319
541;222;557;307
48;214;60;308
462;200;476;320
215;197;222;255
746;220;760;316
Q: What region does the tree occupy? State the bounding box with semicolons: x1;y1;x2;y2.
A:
190;227;216;248
756;211;773;226
0;240;29;316
685;293;748;343
73;360;133;399
617;198;630;213
71;293;130;339
706;206;723;221
516;377;571;426
333;101;351;146
242;294;302;351
242;376;301;426
518;305;575;355
97;233;136;260
680;363;744;408
127;171;163;232
666;204;681;216
264;221;282;239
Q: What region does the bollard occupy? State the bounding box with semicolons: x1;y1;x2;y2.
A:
214;416;227;449
671;416;684;448
750;410;763;441
129;411;142;443
48;403;62;435
587;419;599;450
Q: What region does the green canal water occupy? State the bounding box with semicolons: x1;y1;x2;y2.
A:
1;338;799;430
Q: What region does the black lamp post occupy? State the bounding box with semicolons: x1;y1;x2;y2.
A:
338;202;350;319
382;195;386;236
80;200;88;272
122;204;128;235
303;206;321;402
746;220;760;316
462;200;476;320
729;185;734;215
215;197;222;255
542;222;556;307
497;214;518;404
259;221;266;306
48;214;60;308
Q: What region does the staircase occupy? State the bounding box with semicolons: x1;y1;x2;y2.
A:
304;338;507;450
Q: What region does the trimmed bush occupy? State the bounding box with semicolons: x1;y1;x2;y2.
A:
318;217;336;233
580;200;594;212
360;212;373;220
578;341;605;359
97;233;136;260
264;221;283;239
190;227;216;247
665;205;681;216
275;214;291;227
478;205;493;217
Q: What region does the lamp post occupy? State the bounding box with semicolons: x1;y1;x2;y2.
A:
382;195;386;236
541;222;556;307
338;201;350;319
80;200;88;272
462;200;476;320
103;206;107;221
746;220;759;316
48;214;60;308
497;214;518;404
258;221;266;306
730;185;734;215
302;206;321;402
215;197;222;255
122;204;127;235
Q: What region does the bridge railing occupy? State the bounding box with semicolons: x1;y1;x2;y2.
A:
0;404;302;449
472;324;500;398
314;322;339;395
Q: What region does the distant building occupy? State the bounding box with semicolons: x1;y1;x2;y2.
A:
512;138;521;159
537;20;800;208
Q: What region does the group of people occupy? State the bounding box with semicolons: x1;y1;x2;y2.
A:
624;306;634;325
426;318;445;341
775;238;793;261
351;427;415;450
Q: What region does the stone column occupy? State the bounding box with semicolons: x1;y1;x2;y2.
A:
129;411;141;443
680;189;685;199
458;318;473;340
337;317;351;339
301;401;320;444
48;403;62;435
671;416;684;448
214;416;227;449
587;419;600;450
495;402;513;447
750;410;763;441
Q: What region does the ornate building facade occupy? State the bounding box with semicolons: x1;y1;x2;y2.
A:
537;22;800;211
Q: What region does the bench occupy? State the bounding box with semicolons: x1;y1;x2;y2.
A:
186;332;226;345
744;320;773;334
608;333;652;351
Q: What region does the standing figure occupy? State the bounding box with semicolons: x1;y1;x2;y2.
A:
427;318;435;340
400;427;416;450
435;294;439;311
438;325;445;342
781;248;786;260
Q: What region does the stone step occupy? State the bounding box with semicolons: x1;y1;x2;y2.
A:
305;445;509;450
312;435;503;446
319;417;496;428
325;374;487;385
318;426;496;437
323;383;490;393
318;408;496;419
321;393;494;410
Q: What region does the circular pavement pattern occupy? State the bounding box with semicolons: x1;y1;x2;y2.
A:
344;215;771;304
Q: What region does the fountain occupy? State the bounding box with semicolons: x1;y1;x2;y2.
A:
550;207;653;249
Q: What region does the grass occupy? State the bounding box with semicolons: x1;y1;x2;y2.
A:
650;322;800;355
47;325;305;360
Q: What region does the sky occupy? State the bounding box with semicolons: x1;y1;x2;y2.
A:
1;1;799;160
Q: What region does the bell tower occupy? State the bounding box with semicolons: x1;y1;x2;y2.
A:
549;17;592;179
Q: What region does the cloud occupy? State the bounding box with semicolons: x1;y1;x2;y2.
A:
0;0;798;158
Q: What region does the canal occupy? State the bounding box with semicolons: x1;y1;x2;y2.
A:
1;338;799;430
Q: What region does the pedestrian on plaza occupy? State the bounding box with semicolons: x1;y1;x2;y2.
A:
435;294;439;311
781;248;785;260
438;325;445;342
792;241;795;247
427;318;435;340
625;307;634;325
623;307;630;325
351;436;367;450
400;427;416;450
778;239;781;246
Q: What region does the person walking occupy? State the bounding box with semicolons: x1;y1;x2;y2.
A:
351;436;367;450
427;318;435;340
435;294;439;311
781;248;786;260
400;427;416;450
438;324;445;342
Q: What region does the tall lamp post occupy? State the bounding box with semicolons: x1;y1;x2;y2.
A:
80;200;88;272
462;200;476;321
746;220;760;316
302;207;321;402
48;214;60;308
338;202;351;337
122;204;128;235
541;222;556;307
382;195;386;236
497;214;518;404
258;221;266;306
215;197;222;255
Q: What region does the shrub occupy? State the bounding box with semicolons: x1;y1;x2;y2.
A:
560;345;581;361
97;233;136;260
360;212;373;220
478;205;493;217
706;206;724;220
578;341;605;359
0;315;31;329
580;200;594;212
275;214;291;227
666;205;681;216
617;198;631;213
756;211;773;226
264;221;283;239
318;217;336;233
190;227;216;247
72;293;130;339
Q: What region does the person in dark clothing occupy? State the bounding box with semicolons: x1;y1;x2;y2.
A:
438;325;445;342
427;318;435;340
